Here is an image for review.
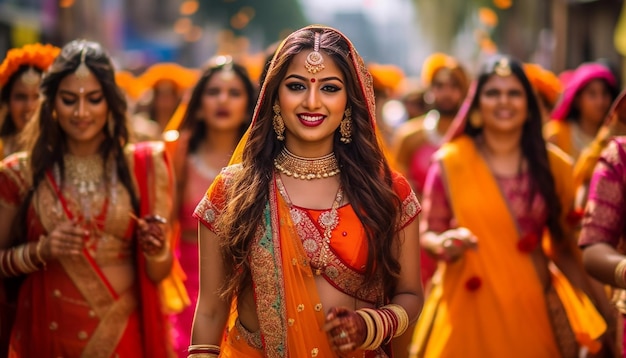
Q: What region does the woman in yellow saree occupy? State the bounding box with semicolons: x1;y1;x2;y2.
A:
190;25;424;358
411;56;607;358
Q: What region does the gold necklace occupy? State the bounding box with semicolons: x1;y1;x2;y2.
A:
64;154;104;195
274;147;340;180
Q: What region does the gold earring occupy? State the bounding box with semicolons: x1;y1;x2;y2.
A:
469;110;482;128
340;107;352;143
51;110;58;121
273;104;285;141
107;113;115;137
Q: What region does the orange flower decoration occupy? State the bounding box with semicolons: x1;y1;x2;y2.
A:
523;63;563;107
137;62;199;97
0;43;61;88
115;70;147;100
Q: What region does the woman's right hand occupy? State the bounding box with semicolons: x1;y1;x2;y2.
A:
40;220;87;260
436;227;478;262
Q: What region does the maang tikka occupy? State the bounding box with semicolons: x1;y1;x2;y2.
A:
305;32;325;74
75;47;90;79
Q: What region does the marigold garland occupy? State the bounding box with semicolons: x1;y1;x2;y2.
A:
0;43;61;88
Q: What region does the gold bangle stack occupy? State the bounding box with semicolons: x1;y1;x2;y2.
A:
187;344;220;358
0;242;44;277
357;304;411;351
383;303;409;337
614;259;626;288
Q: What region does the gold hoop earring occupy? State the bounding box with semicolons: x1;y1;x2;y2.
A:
273;104;285;141
469;110;482;128
340;107;352;143
107;113;115;137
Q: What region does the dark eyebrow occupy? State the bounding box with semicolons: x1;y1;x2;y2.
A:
284;74;344;84
59;89;102;96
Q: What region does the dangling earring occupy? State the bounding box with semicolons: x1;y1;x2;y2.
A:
340;107;352;143
107;113;115;137
273;104;285;141
51;109;58;121
469;110;482;128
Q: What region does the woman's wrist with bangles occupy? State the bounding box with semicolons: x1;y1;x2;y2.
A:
187;344;220;358
0;238;48;277
355;304;409;351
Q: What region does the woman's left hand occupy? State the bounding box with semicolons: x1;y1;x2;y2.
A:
323;306;366;354
136;214;167;256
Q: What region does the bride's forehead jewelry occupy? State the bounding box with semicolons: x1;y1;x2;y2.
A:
494;58;511;77
75;47;90;80
20;67;40;86
305;32;325;74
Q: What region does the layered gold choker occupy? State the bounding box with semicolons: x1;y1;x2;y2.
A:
274;148;340;180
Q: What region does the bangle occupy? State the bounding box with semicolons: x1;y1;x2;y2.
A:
187;343;220;357
614;259;626;288
383;303;409;338
36;235;47;268
356;309;375;349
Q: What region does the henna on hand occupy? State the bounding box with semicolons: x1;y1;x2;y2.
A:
324;306;367;353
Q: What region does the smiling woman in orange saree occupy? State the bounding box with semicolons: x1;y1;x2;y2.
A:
189;25;424;358
411;56;607;358
0;40;180;358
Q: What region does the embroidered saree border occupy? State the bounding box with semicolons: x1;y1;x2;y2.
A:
249;181;288;357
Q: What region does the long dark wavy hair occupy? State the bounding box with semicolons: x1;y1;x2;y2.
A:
174;59;255;216
0;65;43;138
15;40;139;239
464;55;565;244
180;59;255;153
217;27;401;302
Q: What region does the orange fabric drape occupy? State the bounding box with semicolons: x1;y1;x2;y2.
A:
544;120;574;158
411;135;605;358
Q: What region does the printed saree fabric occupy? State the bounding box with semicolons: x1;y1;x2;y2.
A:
0;142;176;358
579;137;626;249
193;165;420;358
411;135;605;358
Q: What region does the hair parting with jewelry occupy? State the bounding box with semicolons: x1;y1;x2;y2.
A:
13;40;139;242
217;27;402;301
463;55;565;244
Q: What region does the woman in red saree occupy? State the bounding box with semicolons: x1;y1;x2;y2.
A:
189;25;424;358
411;56;607;358
0;40;178;357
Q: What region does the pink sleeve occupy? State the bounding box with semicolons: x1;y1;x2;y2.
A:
421;161;455;233
579;139;626;248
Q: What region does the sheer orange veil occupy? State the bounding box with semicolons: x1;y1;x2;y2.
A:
227;24;394;167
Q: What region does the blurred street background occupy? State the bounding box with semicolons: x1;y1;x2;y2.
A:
0;0;625;79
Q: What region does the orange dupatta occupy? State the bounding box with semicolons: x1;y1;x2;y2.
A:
412;135;605;357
